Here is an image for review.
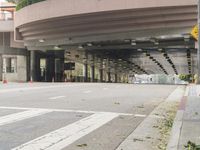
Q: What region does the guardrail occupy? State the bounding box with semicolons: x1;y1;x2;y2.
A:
16;0;46;11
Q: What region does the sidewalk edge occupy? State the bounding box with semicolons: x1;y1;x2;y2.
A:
166;86;189;150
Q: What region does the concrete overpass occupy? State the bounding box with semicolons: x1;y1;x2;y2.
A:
13;0;198;82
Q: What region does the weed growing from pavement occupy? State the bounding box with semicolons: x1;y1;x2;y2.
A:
184;141;200;150
156;103;177;150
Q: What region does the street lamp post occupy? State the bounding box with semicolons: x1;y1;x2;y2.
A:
198;0;200;83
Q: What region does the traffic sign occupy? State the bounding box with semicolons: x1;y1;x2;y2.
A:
191;25;198;41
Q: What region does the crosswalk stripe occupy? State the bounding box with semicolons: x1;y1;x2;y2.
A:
12;112;118;150
49;96;66;100
0;106;132;116
0;109;51;126
83;90;92;93
0;84;76;94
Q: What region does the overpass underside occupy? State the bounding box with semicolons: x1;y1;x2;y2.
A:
14;0;198;82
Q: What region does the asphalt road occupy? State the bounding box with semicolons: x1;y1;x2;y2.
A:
0;83;177;150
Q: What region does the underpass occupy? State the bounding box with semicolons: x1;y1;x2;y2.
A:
0;0;199;149
10;0;198;83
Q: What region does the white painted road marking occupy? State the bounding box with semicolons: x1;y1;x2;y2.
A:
0;109;51;126
83;90;92;94
12;113;118;150
189;85;197;96
134;114;146;118
0;84;77;94
49;96;66;100
184;86;190;97
0;106;132;116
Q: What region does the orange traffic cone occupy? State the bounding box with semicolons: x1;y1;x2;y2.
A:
3;75;7;84
3;79;7;84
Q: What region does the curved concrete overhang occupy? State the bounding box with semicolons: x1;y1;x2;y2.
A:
14;0;197;49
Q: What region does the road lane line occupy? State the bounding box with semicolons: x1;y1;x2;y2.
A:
49;96;66;100
0;109;51;126
0;106;133;116
0;84;78;93
12;113;118;150
150;115;165;119
134;114;146;118
83;90;92;94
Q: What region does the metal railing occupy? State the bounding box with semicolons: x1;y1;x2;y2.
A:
16;0;46;10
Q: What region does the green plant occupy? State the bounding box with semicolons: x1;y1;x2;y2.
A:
179;74;192;82
6;0;19;4
184;141;200;150
16;0;45;10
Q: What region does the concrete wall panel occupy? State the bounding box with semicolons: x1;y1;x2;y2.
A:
0;20;14;32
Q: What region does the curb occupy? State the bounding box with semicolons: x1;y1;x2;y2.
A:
166;86;189;150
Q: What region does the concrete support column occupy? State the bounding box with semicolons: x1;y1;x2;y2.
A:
119;74;122;83
26;51;30;81
91;65;95;82
0;54;2;81
30;51;36;81
198;0;200;83
83;63;88;82
115;74;118;83
107;58;111;82
46;56;55;82
99;58;103;82
55;59;62;82
99;68;103;82
107;71;111;82
60;58;64;82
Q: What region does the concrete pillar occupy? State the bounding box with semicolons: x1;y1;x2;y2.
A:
108;71;111;82
60;58;64;82
26;51;30;81
83;63;88;82
46;56;55;82
99;68;103;82
30;51;36;81
197;1;200;83
107;59;111;82
115;74;118;83
91;65;95;82
118;74;122;83
0;54;2;81
55;59;62;82
99;58;103;82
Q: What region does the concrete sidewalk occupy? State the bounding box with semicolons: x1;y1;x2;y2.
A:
116;86;185;150
167;85;200;150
